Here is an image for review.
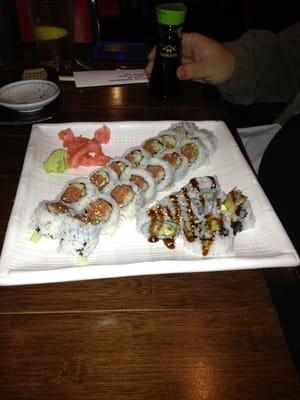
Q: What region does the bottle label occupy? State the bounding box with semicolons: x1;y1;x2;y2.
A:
159;44;178;58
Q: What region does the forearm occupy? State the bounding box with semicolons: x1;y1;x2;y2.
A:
218;23;300;105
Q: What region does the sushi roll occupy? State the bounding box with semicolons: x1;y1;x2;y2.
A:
107;157;131;179
85;193;120;235
177;137;209;170
160;148;189;181
187;127;217;155
171;121;217;154
135;174;255;257
185;176;220;192
58;213;101;265
30;200;70;242
145;157;175;191
89;167;119;193
122;146;151;168
142;136;166;156
122;167;157;203
184;176;223;215
110;180;145;219
183;212;234;256
169;121;189;139
60;177;98;212
137;204;180;249
221;188;255;234
157;129;182;149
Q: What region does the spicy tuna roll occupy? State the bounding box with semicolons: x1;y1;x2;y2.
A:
85;194;120;235
107;157;131;179
89;166;119;193
122;167;157;203
157;129;182;149
110;180;145;218
145;157;175;191
178;137;209;170
142;136;166;156
171;121;217;154
60;177;98;212
122;146;151;168
160;149;189;181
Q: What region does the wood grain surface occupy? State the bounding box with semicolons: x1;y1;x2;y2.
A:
0;68;299;399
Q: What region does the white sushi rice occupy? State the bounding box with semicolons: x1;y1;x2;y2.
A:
58;213;101;259
30;200;69;240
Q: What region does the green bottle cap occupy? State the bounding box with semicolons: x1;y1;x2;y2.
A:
156;3;187;26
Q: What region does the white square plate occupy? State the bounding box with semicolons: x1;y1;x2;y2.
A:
0;121;299;285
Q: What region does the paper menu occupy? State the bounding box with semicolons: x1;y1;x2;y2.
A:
73;69;148;88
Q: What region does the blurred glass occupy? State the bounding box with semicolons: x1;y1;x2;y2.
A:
27;0;74;72
0;0;23;66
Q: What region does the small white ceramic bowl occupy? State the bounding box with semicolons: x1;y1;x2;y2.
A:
0;80;60;112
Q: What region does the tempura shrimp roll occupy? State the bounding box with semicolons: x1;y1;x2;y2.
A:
123;167;157;203
110;180;145;219
137;205;180;250
60;177;98;212
30;200;70;242
185;176;220;192
221;188;255;233
85;194;120;235
89;167;119;193
183;212;234;257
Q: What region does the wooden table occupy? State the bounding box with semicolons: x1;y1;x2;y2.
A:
0;71;299;399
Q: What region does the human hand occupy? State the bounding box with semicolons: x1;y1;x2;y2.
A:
178;32;235;85
144;32;235;86
144;46;156;79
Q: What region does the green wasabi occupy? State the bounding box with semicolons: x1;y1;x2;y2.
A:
43;149;68;174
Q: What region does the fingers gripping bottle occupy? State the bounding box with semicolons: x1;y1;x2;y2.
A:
149;3;187;99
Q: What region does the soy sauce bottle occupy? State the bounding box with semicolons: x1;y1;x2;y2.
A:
149;3;187;99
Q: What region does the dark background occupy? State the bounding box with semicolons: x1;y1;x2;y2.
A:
1;0;300;126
